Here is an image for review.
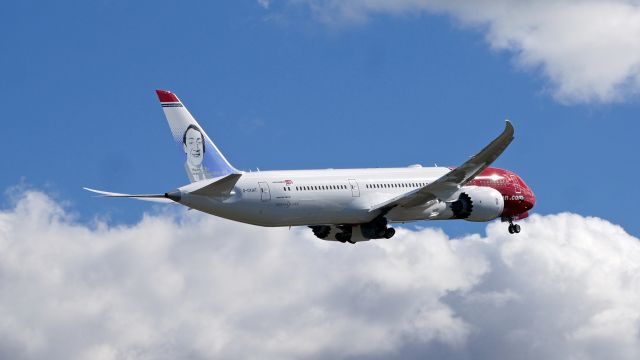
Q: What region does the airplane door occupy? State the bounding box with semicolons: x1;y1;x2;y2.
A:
348;179;360;197
258;182;271;201
509;175;522;194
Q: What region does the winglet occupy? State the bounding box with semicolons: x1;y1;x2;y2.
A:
504;119;514;137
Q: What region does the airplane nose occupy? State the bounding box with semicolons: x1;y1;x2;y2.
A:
525;190;536;211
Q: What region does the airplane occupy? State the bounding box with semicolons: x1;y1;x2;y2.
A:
85;90;536;243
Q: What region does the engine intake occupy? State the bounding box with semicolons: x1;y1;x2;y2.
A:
451;192;473;219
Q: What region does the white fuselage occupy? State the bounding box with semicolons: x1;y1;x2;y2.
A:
178;166;493;227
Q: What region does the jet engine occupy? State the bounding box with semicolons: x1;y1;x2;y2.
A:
450;186;504;222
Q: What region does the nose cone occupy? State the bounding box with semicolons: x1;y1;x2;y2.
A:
525;190;536;211
500;177;536;218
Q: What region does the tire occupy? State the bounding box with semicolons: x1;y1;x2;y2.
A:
384;228;396;239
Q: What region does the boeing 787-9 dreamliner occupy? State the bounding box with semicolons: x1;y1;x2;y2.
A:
86;90;536;243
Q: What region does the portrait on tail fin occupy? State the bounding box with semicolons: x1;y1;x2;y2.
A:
182;124;211;182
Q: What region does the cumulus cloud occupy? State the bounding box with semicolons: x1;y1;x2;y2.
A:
292;0;640;104
1;190;639;359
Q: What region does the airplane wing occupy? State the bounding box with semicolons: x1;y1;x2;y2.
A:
83;187;174;203
370;120;515;212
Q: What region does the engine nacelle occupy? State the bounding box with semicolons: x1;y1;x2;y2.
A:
450;186;504;222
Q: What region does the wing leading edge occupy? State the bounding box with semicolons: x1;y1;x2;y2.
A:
370;120;515;212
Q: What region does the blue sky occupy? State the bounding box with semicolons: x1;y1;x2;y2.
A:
1;0;638;236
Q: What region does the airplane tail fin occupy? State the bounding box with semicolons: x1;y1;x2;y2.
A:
156;90;239;183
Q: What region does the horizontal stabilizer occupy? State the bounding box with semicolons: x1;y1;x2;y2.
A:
189;173;242;197
83;187;174;203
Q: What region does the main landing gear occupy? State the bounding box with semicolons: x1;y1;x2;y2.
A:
335;225;354;244
310;225;331;239
383;227;396;239
310;218;396;244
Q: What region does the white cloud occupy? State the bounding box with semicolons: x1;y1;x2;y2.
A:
0;190;639;359
295;0;640;104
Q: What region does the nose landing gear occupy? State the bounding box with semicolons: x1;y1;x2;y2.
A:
502;216;521;234
508;221;521;234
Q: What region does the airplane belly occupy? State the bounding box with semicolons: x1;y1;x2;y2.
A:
179;190;370;227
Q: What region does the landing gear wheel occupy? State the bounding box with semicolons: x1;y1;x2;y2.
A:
383;227;396;239
335;233;347;243
310;225;331;239
507;222;521;234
